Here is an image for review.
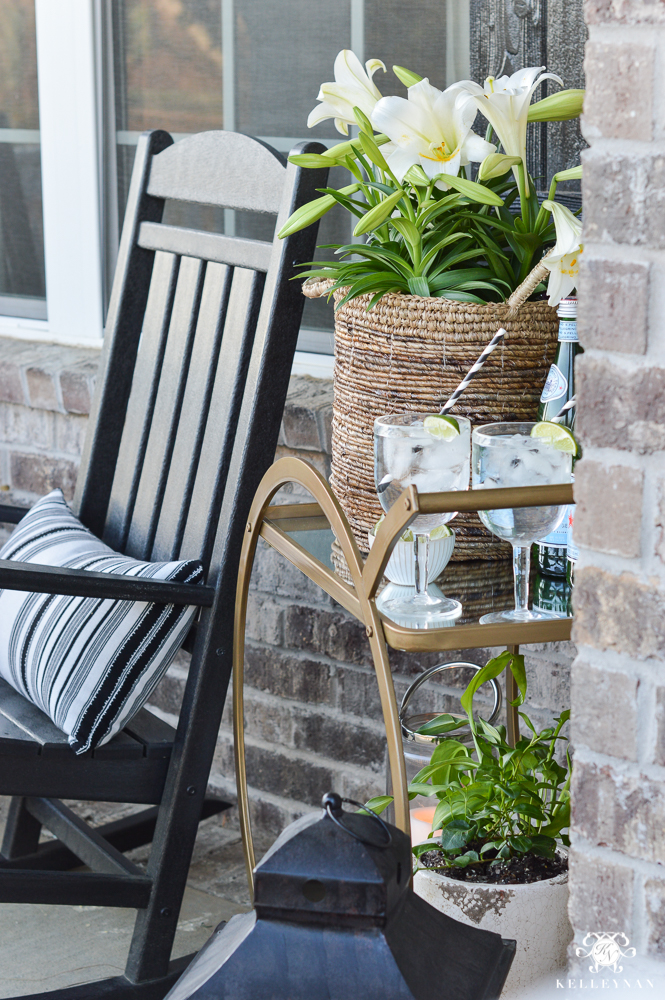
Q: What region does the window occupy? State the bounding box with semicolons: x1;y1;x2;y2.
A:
0;0;45;321
0;0;585;365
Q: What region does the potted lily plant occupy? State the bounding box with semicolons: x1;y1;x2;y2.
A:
279;50;585;565
388;649;572;996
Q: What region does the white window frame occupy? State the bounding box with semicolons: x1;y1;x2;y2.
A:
0;0;464;377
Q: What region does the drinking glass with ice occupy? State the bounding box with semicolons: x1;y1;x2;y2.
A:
472;422;572;623
373;413;471;622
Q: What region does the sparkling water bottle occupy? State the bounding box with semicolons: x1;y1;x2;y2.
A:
534;297;582;576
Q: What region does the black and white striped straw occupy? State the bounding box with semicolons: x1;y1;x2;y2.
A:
551;395;577;423
440;328;506;414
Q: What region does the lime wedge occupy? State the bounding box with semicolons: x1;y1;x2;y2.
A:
430;524;453;540
372;516;452;543
423;414;460;440
530;421;579;456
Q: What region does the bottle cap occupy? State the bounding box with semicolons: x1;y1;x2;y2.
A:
557;297;577;319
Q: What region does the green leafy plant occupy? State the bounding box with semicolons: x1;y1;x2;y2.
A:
367;650;571;871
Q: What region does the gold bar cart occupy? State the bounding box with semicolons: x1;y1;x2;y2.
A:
233;456;574;892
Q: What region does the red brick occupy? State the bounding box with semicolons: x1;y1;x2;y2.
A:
574;566;665;658
576;356;665;454
25;366;59;411
9;452;78;502
59;370;91;415
568;846;635;937
573;756;665;863
577;256;649;355
574;460;643;558
571;659;638;760
584;41;654;141
0;361;25;405
645;875;665;956
586;0;665;24
583;150;665;250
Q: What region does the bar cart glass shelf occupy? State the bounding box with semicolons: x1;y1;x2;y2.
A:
233;456;574;891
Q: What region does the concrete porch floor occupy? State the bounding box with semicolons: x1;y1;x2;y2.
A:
0;797;262;998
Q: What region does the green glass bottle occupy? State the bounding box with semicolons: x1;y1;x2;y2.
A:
532;573;572;618
534;297;582;576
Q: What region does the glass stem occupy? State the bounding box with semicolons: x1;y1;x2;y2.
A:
414;533;430;601
513;545;530;615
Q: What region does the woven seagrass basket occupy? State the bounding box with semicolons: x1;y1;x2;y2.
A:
304;275;559;569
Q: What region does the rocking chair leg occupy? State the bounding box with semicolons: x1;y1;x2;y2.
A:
1;796;42;859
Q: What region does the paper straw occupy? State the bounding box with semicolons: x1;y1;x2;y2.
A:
550;395;576;423
440;328;506;414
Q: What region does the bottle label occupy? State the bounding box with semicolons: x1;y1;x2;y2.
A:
567;505;579;562
537;506;571;547
540;364;568;403
558;320;578;343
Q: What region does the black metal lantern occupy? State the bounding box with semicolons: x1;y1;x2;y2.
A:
166;794;515;1000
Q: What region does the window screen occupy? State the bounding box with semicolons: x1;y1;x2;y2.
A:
111;0;471;352
0;0;46;319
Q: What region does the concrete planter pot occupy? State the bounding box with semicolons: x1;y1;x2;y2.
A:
413;852;571;997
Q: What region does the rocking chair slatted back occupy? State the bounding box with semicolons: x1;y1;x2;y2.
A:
0;128;329;999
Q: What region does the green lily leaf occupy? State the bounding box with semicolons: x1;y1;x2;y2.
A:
390;217;421;250
354;189;406;235
437;173;504;206
408;276;430;296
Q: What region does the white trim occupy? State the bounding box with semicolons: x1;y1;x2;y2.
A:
350;0;365;62
292;352;334;379
0;129;40;144
35;0;104;343
222;0;236;236
0;315;102;350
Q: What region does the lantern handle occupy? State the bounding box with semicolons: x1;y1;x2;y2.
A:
323;793;393;848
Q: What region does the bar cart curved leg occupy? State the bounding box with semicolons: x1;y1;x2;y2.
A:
232;456;416;895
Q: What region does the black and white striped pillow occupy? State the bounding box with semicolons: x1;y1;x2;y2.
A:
0;489;203;754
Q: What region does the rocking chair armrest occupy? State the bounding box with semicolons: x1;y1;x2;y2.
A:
0;503;30;524
0;560;215;607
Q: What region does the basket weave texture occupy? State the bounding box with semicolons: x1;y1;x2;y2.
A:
305;280;559;562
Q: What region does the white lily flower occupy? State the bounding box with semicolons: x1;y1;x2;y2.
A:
455;67;563;193
370;78;495;186
307;50;386;136
541;200;583;307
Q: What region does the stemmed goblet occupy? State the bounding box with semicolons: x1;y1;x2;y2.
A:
472;422;572;623
373;413;471;623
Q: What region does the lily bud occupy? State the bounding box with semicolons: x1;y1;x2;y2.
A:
528;89;585;122
324;133;390;161
359;131;389;171
278;183;360;238
553;164;583;183
288;153;341;168
354;189;406;236
403;164;430;187
478;153;522;182
393;64;423;88
353;105;374;135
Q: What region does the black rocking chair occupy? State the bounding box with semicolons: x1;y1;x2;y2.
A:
0;128;328;999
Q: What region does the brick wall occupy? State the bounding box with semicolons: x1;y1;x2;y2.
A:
569;0;665;968
0;338;575;837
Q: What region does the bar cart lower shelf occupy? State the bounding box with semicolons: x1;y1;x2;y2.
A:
233;456;574;890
